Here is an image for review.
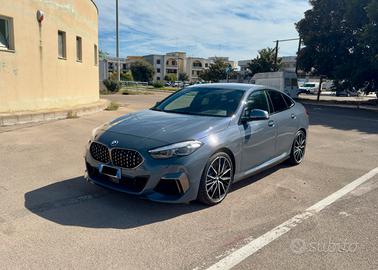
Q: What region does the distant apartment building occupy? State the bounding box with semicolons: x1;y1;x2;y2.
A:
238;56;297;73
144;52;188;81
143;54;164;81
0;0;99;113
186;57;210;82
100;51;236;83
99;56;143;81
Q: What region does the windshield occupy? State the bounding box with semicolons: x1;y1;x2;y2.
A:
152;87;245;117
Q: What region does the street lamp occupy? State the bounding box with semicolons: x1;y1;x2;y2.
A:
273;37;301;72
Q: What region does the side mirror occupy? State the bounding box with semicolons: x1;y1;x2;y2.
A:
154;101;161;107
245;109;269;121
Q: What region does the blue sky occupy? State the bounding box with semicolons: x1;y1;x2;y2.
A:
94;0;310;61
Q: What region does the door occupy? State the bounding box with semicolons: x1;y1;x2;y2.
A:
267;90;298;156
239;90;276;172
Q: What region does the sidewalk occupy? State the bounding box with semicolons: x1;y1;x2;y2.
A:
297;99;378;112
0;99;110;126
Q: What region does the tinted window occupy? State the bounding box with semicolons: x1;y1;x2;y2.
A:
245;91;270;116
282;94;294;108
268;90;288;113
153;88;244;117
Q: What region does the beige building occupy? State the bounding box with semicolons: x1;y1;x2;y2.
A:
0;0;99;113
143;52;236;82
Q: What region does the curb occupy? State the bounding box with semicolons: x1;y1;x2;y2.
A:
0;99;110;126
297;100;378;112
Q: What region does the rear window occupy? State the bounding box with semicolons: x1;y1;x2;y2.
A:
282;94;295;108
268;90;288;113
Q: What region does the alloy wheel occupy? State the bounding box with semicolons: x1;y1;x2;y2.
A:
205;155;233;203
293;131;306;163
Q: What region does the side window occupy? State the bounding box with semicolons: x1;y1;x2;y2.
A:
0;15;15;51
58;30;67;59
282;94;295;108
244;91;270;117
267;90;288;113
76;36;82;62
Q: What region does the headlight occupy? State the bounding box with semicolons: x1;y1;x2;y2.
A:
148;140;203;159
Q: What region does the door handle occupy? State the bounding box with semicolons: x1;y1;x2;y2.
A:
291;114;296;119
268;120;275;127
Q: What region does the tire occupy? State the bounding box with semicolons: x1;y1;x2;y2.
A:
197;152;234;205
288;130;307;165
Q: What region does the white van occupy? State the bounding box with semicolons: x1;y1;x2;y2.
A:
250;71;299;98
299;82;320;95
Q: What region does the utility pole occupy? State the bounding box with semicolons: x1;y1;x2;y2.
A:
274;40;279;70
317;75;323;102
295;37;302;75
116;0;120;82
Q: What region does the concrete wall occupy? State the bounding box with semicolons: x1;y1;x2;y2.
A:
0;0;99;113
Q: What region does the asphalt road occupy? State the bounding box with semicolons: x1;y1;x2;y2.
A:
0;94;377;270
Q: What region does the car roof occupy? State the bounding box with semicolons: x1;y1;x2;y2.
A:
188;83;264;92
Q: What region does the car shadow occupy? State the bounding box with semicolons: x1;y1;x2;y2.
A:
24;164;285;229
304;104;378;134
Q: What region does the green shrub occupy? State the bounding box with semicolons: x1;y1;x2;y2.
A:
164;74;177;82
103;79;121;92
106;101;120;111
153;81;164;88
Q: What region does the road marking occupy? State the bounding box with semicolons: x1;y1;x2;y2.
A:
205;167;378;270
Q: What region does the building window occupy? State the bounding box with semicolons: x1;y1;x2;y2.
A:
157;77;161;81
205;63;209;68
76;36;82;62
0;15;14;51
94;44;98;65
193;61;202;67
58;31;66;59
166;69;176;74
122;63;127;70
157;68;161;73
156;59;161;64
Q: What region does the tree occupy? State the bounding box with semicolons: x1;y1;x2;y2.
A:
99;50;109;60
296;0;378;93
121;71;133;81
109;71;133;81
178;72;189;82
246;48;282;76
130;60;154;82
103;79;121;92
198;58;228;82
164;74;177;82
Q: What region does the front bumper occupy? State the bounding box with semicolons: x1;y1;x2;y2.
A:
84;141;209;203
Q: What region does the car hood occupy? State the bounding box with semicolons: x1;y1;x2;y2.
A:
102;109;231;144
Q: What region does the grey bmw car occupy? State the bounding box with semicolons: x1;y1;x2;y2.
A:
85;83;309;205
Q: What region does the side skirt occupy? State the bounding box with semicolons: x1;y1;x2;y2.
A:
233;152;290;183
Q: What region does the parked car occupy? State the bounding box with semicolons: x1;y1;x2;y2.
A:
85;83;309;205
298;82;320;95
172;81;184;87
335;90;359;97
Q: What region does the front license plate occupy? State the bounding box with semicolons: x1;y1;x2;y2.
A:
99;164;121;182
